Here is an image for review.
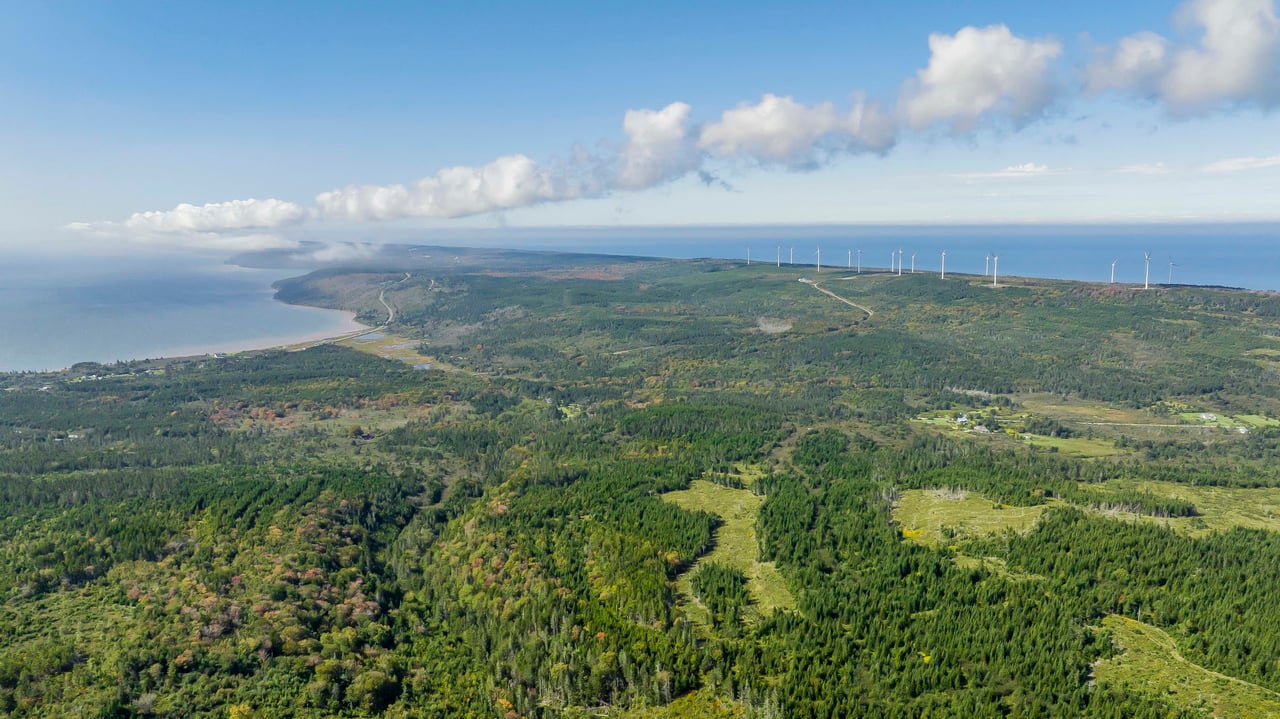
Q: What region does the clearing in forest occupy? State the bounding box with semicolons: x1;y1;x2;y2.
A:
586;689;744;718
661;477;795;626
1082;480;1280;537
1093;615;1280;718
339;331;450;370
893;488;1049;546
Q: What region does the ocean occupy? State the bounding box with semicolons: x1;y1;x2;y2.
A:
438;222;1280;290
3;223;1279;372
0;254;364;373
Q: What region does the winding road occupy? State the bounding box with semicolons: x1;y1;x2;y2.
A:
377;272;412;324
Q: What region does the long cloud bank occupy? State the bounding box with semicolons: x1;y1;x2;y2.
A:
71;0;1280;251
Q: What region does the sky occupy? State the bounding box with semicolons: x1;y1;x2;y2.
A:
3;0;1280;257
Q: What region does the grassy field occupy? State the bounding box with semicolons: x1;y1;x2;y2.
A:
661;479;795;626
1081;480;1280;537
1019;433;1124;457
339;331;444;369
1176;411;1280;430
893;488;1049;546
1093;615;1280;718
1018;394;1153;425
913;409;1126;457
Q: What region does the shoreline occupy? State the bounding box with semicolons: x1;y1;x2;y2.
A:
155;308;372;359
0;266;375;373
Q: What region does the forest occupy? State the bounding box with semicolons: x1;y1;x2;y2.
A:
6;246;1280;717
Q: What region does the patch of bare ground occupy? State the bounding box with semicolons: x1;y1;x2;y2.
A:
755;317;793;334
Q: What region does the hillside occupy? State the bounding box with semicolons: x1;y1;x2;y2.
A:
5;249;1280;717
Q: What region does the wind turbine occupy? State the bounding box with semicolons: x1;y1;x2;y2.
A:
776;246;781;267
890;250;895;273
815;246;821;272
941;250;947;280
790;247;795;266
1168;258;1176;284
985;253;990;277
897;248;904;276
857;249;862;274
910;252;916;274
1110;259;1118;284
992;254;999;287
847;249;852;269
1144;252;1151;290
746;246;750;265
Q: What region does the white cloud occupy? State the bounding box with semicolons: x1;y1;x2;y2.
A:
316;102;700;222
615;102;700;190
288;242;382;264
899;25;1063;132
953;162;1066;179
1113;162;1172;174
66;198;304;252
174;232;299;252
1087;0;1280;112
698;93;895;166
315;154;569;221
1165;0;1280;109
1085;32;1169;94
123;198;305;234
1201;153;1280;171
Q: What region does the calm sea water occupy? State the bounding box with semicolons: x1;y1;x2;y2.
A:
456;223;1280;291
0;254;363;372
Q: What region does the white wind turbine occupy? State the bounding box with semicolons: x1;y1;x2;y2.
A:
1110;259;1118;284
897;248;904;276
847;249;852;269
890;250;896;273
1168;258;1176;284
776;246;781;267
941;250;946;279
857;249;862;274
790;246;795;266
815;246;821;272
1144;252;1151;290
910;252;917;274
746;246;750;265
985;253;991;276
992;253;999;287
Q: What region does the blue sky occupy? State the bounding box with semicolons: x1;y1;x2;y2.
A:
3;0;1280;255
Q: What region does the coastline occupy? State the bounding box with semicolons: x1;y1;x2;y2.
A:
0;263;375;374
154;307;371;359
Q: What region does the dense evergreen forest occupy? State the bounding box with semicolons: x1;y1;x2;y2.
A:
7;249;1280;717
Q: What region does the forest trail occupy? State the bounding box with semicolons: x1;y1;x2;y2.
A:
807;280;874;318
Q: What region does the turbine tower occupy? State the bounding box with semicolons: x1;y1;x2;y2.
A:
815;246;821;273
776;246;781;267
985;254;990;277
910;252;917;274
790;247;795;266
847;249;852;269
993;254;999;287
897;248;904;276
1144;252;1151;290
1168;258;1176;284
890;250;895;273
857;249;862;274
1110;259;1118;284
941;250;947;280
746;246;750;265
